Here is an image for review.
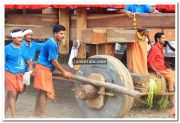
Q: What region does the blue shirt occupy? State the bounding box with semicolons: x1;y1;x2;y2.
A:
5;43;30;74
37;38;59;72
21;41;44;71
124;5;151;13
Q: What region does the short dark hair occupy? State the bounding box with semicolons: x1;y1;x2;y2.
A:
53;24;65;33
154;32;164;43
11;28;22;33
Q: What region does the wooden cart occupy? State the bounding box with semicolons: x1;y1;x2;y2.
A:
5;6;175;118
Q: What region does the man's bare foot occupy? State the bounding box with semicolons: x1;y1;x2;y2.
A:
33;110;40;116
169;113;175;118
11;116;15;118
39;112;48;118
169;107;175;118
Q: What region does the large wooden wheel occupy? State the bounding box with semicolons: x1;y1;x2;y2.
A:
75;55;134;118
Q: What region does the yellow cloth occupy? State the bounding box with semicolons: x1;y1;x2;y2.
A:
126;40;148;74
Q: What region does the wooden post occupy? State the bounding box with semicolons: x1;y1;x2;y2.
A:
88;43;115;57
74;8;87;70
88;44;96;57
59;8;70;54
98;44;115;56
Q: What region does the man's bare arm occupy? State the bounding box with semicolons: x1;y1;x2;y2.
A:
117;9;133;18
51;59;71;78
26;60;33;71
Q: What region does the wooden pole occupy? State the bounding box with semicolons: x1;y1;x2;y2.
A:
53;72;142;97
59;8;70;54
138;92;174;96
71;74;141;97
74;8;87;70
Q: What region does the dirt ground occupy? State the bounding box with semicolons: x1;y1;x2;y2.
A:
5;76;174;119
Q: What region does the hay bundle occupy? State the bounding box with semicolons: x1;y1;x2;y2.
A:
145;74;169;109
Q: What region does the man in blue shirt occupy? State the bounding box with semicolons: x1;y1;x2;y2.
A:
22;29;44;71
33;24;71;117
118;4;160;18
5;29;32;117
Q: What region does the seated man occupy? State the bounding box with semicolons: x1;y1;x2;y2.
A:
148;32;175;117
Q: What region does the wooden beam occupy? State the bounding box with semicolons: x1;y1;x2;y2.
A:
107;29;136;43
5;24;52;40
5;25;175;43
80;28;175;44
82;28;106;44
71;28;175;42
148;28;175;41
5;13;175;42
82;28;138;44
6;14;58;27
107;28;175;42
59;8;70;54
70;13;175;29
74;8;87;70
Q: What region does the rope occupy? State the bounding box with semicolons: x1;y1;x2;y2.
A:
133;14;146;41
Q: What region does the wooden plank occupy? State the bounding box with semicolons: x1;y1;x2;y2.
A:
82;28;136;44
74;8;87;70
59;8;70;54
107;28;175;43
107;29;136;43
82;28;106;44
148;28;175;41
70;13;175;29
5;24;52;40
72;28;175;43
6;14;58;27
6;25;175;44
